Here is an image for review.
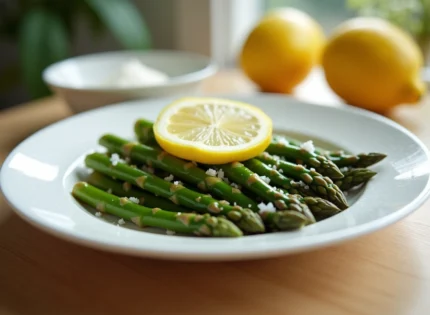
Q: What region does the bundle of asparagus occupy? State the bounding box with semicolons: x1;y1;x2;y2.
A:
72;118;385;237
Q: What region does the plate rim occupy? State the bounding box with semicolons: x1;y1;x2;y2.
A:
2;93;430;261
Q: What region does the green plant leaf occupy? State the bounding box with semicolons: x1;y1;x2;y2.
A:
18;8;70;99
85;0;151;49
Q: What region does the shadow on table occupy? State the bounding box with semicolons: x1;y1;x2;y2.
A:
0;210;424;315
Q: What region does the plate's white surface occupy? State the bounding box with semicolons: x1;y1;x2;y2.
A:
1;94;430;261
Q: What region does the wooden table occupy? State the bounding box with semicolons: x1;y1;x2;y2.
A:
1;70;430;315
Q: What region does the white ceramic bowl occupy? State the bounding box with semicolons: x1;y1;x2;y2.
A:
43;50;217;113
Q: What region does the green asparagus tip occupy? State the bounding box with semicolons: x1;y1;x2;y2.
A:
336;168;377;191
356;153;387;168
324;161;344;179
264;210;311;231
363;169;377;179
211;218;244;237
235;208;265;233
303;196;341;219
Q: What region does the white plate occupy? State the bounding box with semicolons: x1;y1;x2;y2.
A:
1;94;430;261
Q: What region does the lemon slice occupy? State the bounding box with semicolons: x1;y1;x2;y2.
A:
153;97;272;164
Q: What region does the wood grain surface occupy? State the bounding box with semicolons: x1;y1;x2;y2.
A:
1;70;429;315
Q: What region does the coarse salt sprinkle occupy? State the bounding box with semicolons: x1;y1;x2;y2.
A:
206;168;217;176
129;197;139;204
257;202;276;214
110;153;123;166
259;175;270;184
300;140;315;154
164;174;174;182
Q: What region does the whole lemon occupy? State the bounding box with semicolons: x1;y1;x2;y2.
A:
322;17;426;113
240;8;325;93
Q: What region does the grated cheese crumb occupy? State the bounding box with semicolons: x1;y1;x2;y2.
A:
277;138;289;146
260;175;270;184
217;169;225;179
129;197;139;204
222;177;230;184
310;168;315;171
118;218;125;225
206;168;217;176
95;212;102;217
341;167;349;172
164;174;174;182
110;153;124;166
166;230;176;235
300;140;315;154
279;169;284;173
258;202;277;214
173;180;183;186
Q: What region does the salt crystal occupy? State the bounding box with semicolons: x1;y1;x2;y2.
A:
257;202;276;214
300;141;315;154
129;197;139;204
164;174;174;182
206;168;217;176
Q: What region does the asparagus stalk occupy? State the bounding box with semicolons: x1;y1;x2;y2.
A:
275;135;386;168
260;210;310;231
243;158;315;196
219;162;316;223
334;168;377;191
99;134;259;211
222;162;340;219
302;197;341;219
72;182;242;237
85;153;265;233
87;172;189;213
266;139;344;179
329;152;387;168
134;118;157;145
257;152;348;209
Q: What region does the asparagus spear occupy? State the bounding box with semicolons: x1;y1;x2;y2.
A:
260;210;310;231
85;153;265;233
329;152;387;168
266;139;344;179
222;162;340;219
257;152;348;209
72;182;242;237
302;197;341;219
219;162;316;223
87;172;189;213
134;118;157;145
334;168;377;191
244;158;315;196
99;134;259;211
274;135;386;168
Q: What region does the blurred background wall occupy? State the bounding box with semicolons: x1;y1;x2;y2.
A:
0;0;190;109
1;0;428;110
